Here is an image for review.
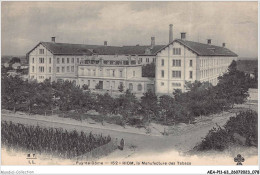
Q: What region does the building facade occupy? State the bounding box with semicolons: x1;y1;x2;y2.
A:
155;34;238;94
27;38;158;94
28;25;238;95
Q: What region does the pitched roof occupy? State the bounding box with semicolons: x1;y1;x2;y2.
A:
41;42;99;55
156;39;238;57
28;42;166;56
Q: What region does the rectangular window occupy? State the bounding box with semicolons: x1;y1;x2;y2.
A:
49;58;51;64
172;71;181;78
173;48;181;55
161;82;164;86
32;66;34;72
57;67;60;73
93;69;96;76
120;70;123;77
71;66;74;72
161;59;164;66
146;58;149;63
67;66;70;72
161;70;164;78
172;60;181;67
133;71;135;77
190;71;193;79
77;58;79;63
49;67;51;73
140;58;142;63
62;58;65;64
57;58;60;64
32;58;34;64
72;58;74;63
190;60;193;67
88;80;90;86
39;49;44;54
39;66;44;72
112;70;115;77
39;58;44;63
67;58;70;64
62;67;65;73
153;58;155;63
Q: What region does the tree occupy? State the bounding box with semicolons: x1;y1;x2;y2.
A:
82;84;89;90
9;57;21;65
96;93;115;115
115;89;139;120
142;63;155;77
95;83;102;90
140;90;158;122
159;95;175;124
118;83;124;92
216;60;249;107
1;75;27;112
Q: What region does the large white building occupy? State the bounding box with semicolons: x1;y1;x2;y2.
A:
27;25;238;95
155;32;238;94
27;37;161;93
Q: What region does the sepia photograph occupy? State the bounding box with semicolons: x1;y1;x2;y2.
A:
1;1;259;174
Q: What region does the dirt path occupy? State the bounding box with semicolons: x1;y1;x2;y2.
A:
1;111;233;160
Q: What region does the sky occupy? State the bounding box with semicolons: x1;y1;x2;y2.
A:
1;1;258;58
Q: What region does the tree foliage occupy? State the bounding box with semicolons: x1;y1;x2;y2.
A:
195;110;257;151
216;60;250;106
142;63;155;77
1;60;252;126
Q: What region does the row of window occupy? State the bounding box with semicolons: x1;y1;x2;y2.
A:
200;58;232;68
139;57;155;63
57;66;75;73
32;57;52;64
79;68;125;78
57;57;80;64
161;59;193;67
200;67;227;79
161;70;193;79
32;66;52;73
160;82;182;88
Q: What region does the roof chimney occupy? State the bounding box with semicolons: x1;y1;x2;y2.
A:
51;37;55;43
169;24;173;43
222;43;226;47
207;39;211;45
104;41;108;46
151;37;155;48
181;32;186;40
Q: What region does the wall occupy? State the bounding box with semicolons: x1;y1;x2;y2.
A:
29;43;54;82
198;56;238;86
155;41;197;94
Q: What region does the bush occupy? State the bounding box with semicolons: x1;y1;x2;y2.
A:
224;110;258;146
195;110;257;151
195;126;233;151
